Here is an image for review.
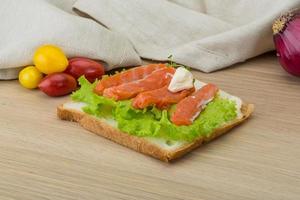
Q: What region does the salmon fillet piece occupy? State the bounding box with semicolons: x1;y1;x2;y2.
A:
132;86;195;109
171;84;219;126
103;67;175;100
94;64;166;95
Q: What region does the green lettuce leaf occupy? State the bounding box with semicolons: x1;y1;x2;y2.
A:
71;77;116;118
71;77;237;142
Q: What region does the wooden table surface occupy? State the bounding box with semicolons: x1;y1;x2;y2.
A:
0;53;299;200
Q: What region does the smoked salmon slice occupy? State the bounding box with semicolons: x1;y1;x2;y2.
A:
171;84;219;126
94;64;166;95
103;67;175;100
132;86;195;109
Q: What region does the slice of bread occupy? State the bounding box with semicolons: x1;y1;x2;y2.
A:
57;100;254;162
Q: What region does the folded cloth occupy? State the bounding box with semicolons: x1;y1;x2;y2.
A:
0;0;141;80
1;0;300;80
74;0;300;72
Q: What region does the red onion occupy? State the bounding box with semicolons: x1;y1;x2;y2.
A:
273;10;300;76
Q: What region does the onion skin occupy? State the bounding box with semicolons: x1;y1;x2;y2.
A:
273;10;300;76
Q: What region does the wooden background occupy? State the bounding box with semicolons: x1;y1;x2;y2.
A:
0;53;299;200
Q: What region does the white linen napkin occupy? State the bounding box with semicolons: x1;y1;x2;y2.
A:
1;0;300;80
74;0;300;72
0;0;141;80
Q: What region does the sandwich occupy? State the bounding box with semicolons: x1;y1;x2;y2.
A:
57;64;254;162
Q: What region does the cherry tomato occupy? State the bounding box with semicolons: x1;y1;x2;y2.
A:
65;57;105;83
38;73;77;97
33;45;69;74
18;66;43;89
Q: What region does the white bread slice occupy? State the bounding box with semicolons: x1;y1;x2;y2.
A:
57;93;254;162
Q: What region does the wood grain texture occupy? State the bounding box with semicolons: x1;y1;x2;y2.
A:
0;53;300;200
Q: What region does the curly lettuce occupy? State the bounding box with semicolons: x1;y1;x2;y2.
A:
72;77;237;142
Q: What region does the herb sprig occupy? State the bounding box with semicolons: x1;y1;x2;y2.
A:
166;55;191;71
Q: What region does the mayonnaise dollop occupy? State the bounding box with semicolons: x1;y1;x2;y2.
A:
168;67;194;92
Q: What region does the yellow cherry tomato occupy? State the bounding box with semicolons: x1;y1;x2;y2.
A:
19;66;43;89
33;45;69;74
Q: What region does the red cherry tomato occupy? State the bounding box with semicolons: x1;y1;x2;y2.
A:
38;73;77;97
65;57;105;83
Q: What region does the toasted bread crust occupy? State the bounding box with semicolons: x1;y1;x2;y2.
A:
57;103;254;162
